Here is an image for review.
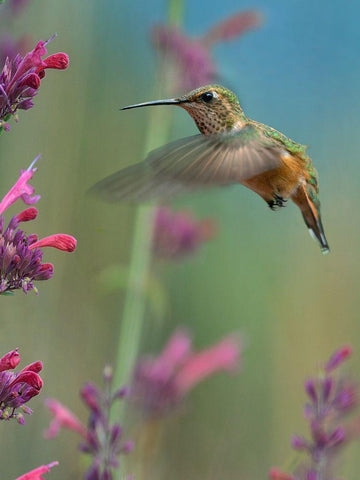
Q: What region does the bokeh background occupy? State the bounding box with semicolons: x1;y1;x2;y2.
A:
1;0;360;478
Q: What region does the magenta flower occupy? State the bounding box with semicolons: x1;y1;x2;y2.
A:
0;348;43;424
44;367;133;480
0;37;69;131
0;158;77;295
269;345;359;480
151;10;261;91
153;206;216;260
16;461;59;480
131;329;241;417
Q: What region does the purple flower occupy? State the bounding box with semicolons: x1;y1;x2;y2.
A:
44;367;133;480
0;37;69;131
0;348;43;424
0;158;77;295
151;11;261;92
269;345;359;480
131;329;241;418
153;207;216;260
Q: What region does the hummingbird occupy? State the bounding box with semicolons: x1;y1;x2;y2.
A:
91;85;329;254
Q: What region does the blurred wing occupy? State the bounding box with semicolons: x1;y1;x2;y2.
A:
90;125;283;202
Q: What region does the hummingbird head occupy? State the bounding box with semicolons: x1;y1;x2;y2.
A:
122;85;247;135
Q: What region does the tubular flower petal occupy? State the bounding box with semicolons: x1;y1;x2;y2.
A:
0;348;20;371
0;159;39;215
16;461;59;480
43;399;88;439
29;234;77;252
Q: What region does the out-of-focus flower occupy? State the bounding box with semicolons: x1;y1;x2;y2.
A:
131;329;241;418
44;367;133;480
9;0;31;16
0;348;43;424
269;346;359;480
16;461;59;480
0;37;69;131
0;34;31;69
0;158;77;295
151;11;261;92
153;206;216;260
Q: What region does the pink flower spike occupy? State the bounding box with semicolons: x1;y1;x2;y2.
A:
16;461;59;480
29;234;77;252
0;348;20;371
325;345;352;373
175;335;241;395
44;398;88;439
0;157;40;215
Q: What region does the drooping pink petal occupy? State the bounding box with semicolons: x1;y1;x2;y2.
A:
28;234;77;252
44;398;88;439
10;370;43;391
40;52;69;72
325;345;352;373
201;11;262;46
175;335;241;395
21;361;43;374
0;348;21;371
0;159;40;215
268;468;296;480
16;461;59;480
154;329;192;374
16;207;38;223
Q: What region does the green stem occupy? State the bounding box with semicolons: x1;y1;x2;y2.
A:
113;0;185;476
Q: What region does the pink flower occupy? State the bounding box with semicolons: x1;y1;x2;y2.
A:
0;158;77;294
44;367;133;479
132;329;241;417
153;207;216;260
0;157;40;215
0;348;43;423
0;37;69;130
16;461;59;480
151;10;261;92
43;398;88;439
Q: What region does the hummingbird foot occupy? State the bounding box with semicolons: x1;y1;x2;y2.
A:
267;195;287;211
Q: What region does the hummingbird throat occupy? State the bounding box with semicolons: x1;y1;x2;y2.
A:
182;103;247;135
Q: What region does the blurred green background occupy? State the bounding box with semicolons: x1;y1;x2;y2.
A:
1;0;360;478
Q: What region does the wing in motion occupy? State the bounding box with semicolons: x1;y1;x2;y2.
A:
90;125;284;202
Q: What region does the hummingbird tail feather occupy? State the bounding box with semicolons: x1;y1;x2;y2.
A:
292;185;330;255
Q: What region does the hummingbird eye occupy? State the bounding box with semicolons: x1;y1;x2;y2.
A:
200;91;214;103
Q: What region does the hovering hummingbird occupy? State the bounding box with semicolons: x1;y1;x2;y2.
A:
91;85;329;254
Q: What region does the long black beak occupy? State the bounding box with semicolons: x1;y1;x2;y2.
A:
121;98;187;110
